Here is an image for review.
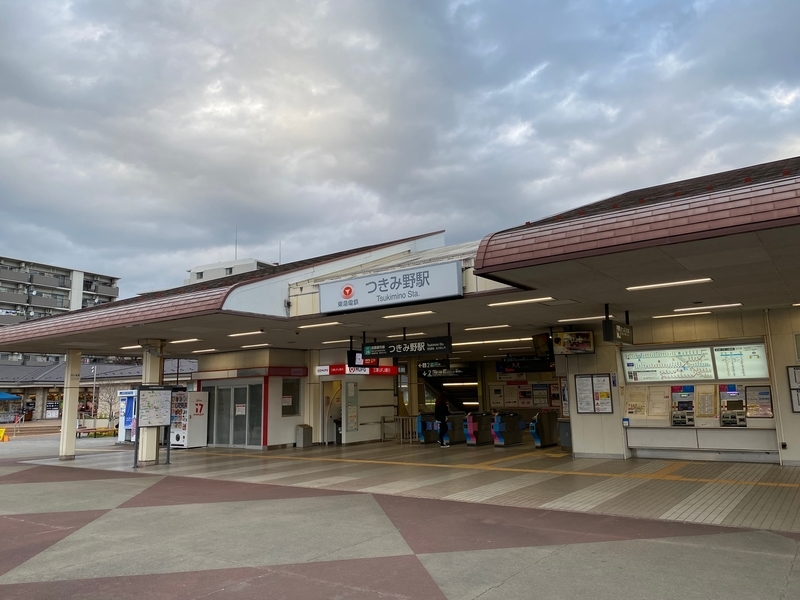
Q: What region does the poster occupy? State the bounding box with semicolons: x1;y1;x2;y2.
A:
696;385;718;418
531;384;549;408
593;375;613;414
489;385;504;408
235;403;246;416
745;386;773;418
138;388;171;427
625;386;647;415
647;387;670;416
560;377;569;417
281;396;293;406
517;385;533;408
549;383;560;408
504;385;520;408
575;375;594;414
345;381;359;432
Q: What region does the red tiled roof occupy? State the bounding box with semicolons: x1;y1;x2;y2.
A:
0;231;444;346
475;157;800;275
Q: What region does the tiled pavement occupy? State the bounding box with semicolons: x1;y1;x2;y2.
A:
1;439;800;598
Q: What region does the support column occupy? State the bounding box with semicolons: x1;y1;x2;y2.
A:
59;349;82;460
138;340;165;467
408;358;421;416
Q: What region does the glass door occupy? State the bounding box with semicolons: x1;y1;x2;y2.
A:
215;388;232;445
204;384;263;448
232;387;247;445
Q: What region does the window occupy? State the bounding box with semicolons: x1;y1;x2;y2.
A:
225;267;233;275
196;272;204;280
282;378;301;416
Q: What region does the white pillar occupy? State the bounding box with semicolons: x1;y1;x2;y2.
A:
137;340;165;467
59;349;82;460
408;358;421;416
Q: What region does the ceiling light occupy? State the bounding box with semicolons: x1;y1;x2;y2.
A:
464;324;510;331
626;278;713;291
483;354;506;358
442;382;479;387
452;337;531;347
793;304;800;307
298;322;341;329
170;338;200;344
674;303;741;312
652;312;711;319
451;350;472;354
382;311;436;319
462;402;479;406
228;331;263;337
386;332;426;338
488;297;554;307
557;315;612;323
120;345;142;350
241;343;270;348
322;339;351;344
498;346;532;351
192;348;216;354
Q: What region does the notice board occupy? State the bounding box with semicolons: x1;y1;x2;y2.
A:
575;374;613;414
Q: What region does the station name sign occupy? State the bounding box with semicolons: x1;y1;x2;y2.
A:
319;261;463;313
362;336;452;358
315;365;399;376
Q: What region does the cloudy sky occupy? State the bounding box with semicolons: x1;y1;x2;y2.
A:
1;0;799;298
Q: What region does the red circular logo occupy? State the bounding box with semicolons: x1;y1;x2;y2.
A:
341;285;354;299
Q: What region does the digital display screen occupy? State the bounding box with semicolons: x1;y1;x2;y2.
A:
726;400;744;411
677;401;693;411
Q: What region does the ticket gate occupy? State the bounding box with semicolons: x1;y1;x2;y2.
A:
464;412;494;446
529;411;559;448
492;413;524;447
416;414;439;444
446;413;466;445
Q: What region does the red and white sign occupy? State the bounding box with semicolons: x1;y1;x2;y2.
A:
316;365;399;377
341;284;355;299
194;401;205;416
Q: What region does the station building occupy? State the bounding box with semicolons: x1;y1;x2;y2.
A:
0;156;799;466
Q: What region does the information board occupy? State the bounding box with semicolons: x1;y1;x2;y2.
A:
575;374;613;414
713;345;769;379
745;385;773;418
138;388;171;427
622;347;715;382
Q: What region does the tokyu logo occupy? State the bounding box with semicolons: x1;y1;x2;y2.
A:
341;284;355;299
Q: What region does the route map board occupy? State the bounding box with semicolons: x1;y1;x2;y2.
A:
713;345;769;379
138;388;171;427
623;348;714;382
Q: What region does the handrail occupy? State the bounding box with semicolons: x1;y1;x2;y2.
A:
393;416;419;444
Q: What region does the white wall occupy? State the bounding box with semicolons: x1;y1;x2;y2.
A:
340;374;395;444
268;376;304;447
69;271;84;310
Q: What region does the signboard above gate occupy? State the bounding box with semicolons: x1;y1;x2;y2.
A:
319;261;462;313
362;336;452;358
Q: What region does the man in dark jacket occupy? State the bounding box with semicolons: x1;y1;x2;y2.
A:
435;396;450;447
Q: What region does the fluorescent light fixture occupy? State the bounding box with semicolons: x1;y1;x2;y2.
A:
488;297;554;307
557;315;612;323
298;322;341;329
462;402;479;406
192;348;216;354
120;345;142;350
442;382;479;387
386;332;426;338
170;338;200;344
451;350;472;354
464;324;510;331
793;303;800;307
674;303;741;312
241;343;270;348
228;331;263;337
483;354;506;358
382;311;435;319
652;312;711;319
322;339;351;344
626;278;713;291
498;346;532;351
452;337;531;347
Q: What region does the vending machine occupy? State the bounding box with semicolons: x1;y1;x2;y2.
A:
719;384;747;427
671;385;695;427
170;391;209;448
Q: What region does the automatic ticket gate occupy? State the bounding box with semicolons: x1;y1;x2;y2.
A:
446;413;466;444
529;410;559;448
492;413;524;447
417;414;438;444
464;412;494;446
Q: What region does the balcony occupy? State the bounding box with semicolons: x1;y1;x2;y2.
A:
96;284;119;297
0;269;30;284
0;314;25;325
0;290;27;304
31;273;70;288
29;295;58;308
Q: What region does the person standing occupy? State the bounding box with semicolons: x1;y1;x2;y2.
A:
435;395;450;448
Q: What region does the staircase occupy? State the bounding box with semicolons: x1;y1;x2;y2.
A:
8;422;62;437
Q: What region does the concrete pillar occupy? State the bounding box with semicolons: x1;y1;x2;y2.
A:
59;349;82;460
137;340;165;467
408;358;421;416
35;388;47;420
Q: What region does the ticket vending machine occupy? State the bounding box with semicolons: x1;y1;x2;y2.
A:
719;384;747;427
671;385;695;427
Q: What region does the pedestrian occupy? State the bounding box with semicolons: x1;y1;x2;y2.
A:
435;395;450;448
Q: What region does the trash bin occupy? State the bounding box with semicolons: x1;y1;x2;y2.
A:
417;413;439;444
492;413;523;447
333;418;342;445
465;412;494;446
296;424;312;448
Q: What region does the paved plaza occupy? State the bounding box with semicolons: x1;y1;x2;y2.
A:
1;437;799;599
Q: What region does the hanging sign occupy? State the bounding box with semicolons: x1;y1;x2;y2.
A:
362;336;452;358
496;356;554;373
